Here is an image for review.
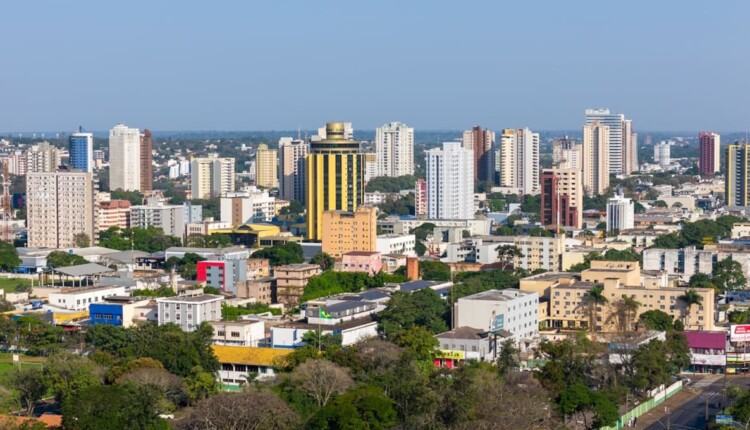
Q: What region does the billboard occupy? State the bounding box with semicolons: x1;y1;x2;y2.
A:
436;350;465;360
731;325;750;342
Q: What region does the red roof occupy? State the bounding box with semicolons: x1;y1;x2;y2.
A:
685;331;726;350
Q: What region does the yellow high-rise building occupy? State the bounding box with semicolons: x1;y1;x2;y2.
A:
306;122;365;241
322;207;377;258
255;144;278;189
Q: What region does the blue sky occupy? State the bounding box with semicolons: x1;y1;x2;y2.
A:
1;1;748;132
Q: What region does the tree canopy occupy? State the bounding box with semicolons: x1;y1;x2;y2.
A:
251;242;304;266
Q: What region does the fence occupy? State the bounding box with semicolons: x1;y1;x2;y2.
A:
600;380;683;430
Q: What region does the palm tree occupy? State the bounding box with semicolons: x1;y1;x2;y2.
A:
608;295;642;332
583;284;608;332
496;245;524;271
678;289;703;329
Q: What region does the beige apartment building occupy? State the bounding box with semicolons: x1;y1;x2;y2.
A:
97;199;131;231
273;264;321;306
321;207;377;258
582;121;610;196
27;171;96;248
513;235;565;272
520;261;715;332
191;157;235;199
255;144;278;189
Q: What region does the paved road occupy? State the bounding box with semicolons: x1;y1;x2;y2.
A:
637;374;744;430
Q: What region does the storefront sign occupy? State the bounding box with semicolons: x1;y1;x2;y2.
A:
691;353;726;366
436;350;465;360
731;325;750;342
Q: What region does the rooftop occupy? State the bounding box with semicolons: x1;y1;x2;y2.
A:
157;294;223;303
323;300;375;313
50;285;125;295
685;331;726;350
343;251;381;257
53;263;116;277
399;280;450;292
275;263;320;271
524;272;580;282
460;289;535;302
435;326;486;340
212;346;292;366
278;314;377;331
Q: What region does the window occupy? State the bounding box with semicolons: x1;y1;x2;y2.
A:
217;331;225;336
231;331;241;338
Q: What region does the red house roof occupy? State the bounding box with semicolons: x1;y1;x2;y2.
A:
685;331;726;350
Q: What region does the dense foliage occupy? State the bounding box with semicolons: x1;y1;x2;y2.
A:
252;242;304;266
99;226;182;252
365;175;417;193
300;271;405;302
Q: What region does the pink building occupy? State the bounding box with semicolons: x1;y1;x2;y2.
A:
341;251;382;275
415;178;427;216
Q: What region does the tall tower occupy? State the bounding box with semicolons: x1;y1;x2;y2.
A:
622;119;638;174
190;157;235;199
584;109;633;174
497;128;540;195
463;126;495;184
140;129;153;193
427;142;474;220
606;189;634;232
69;127;94;173
699;132;721;176
725;142;750;207
255;144;279;189
375;122;414;177
278;137;308;203
306;122;365;241
109;124;141;192
541;168;582;230
582;122;610;196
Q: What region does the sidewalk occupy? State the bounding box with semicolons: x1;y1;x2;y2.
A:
632;389;696;430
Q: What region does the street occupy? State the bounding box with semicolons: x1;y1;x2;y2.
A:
636;374;750;430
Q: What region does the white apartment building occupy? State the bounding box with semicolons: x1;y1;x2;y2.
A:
49;286;126;311
455;289;539;345
209;320;266;347
444;238;502;265
157;294;223;332
427;142;474;220
585;109;627;174
278;137;308;202
606;190;634;232
498;128;540;195
191;157;235;199
26;171;96;248
220;187;276;224
376;234;416;256
375;122;414;177
109;124;141;191
130;196;186;238
364;153;378;183
25;142;61;173
654;141;672;167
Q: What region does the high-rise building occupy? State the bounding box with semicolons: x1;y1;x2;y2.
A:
427;142;474;220
191;157;235;199
654;142;671;168
315;122;353;140
582;121;610;196
140;129;153;193
109;124;141;191
255;144;278;189
463;126;495;183
584;109;635;174
725;142;750;207
321;206;377;258
69;128;94;173
498;128;540;195
699;132;721;176
606;190;634;232
25;142;61;173
375;122;414;177
26;170;96;248
306;122;365;241
540;168;582;229
278;138;308;203
364;153;378;183
220;188;277;225
552;136;574;166
415;178;427;216
622;120;638;174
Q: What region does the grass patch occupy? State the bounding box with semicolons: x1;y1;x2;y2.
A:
0;279;31;294
0;353;46;379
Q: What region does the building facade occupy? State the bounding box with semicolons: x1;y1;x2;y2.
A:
26;142;61;173
140;129;153;192
654;142;671;167
278;137;308;202
157;294;223;332
69;128;94;173
415;178;427;216
109;124;141;191
97;199;131;232
540;168;582;229
305;122;365;241
498;128;540;195
321;206;377;258
255;144;278;189
584;108;633;174
455;289;539;344
376;122;414;177
274;264;321;306
582;121;610;196
130;196;186;238
191;157;235;199
26;171;96;248
699;132;721;176
463;126;495;183
726;143;750;207
606;190;634;232
427;142;474;220
220;188;276;225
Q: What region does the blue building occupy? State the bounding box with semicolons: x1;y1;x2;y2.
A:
69;127;94;172
89;303;124;326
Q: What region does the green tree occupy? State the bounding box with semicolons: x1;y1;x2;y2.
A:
185;233;232;248
44;352;103;402
0;240;21;272
378;290;449;339
419;260;451;281
496;338;520;376
713;258;747;291
62;383;168;430
410;223;436;241
310;252;335;271
365;175;417;193
559;382;590;424
391;325;439;361
583;284;608;331
651;232;686;249
110;189;144;205
678;289;703;328
9;367;48;416
609;296;641;332
252;242;304;266
414;240;427;256
688;273;715;289
73;232;91;247
496;245;523;270
731;390;750;424
309;386;397;430
639;310;674;331
46;251;88;268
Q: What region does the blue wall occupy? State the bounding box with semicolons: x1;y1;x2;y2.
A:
89;303;124;326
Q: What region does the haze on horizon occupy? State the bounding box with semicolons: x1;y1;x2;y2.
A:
2;1;748;133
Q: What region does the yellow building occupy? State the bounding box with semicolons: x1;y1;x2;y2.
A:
520;261;715;332
306;122;365;241
321;207;377;258
255;144;278;189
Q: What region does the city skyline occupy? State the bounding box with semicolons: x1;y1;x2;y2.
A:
2;1;748;132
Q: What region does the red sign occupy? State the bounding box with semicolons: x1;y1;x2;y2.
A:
731;325;750;342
